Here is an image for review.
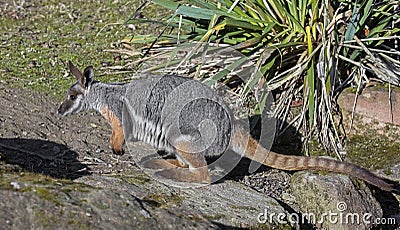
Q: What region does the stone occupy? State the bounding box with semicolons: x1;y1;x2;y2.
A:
290;171;382;230
338;87;400;126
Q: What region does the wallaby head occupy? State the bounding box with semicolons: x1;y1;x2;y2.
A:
58;61;95;117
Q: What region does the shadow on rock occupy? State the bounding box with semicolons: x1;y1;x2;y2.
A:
372;190;400;229
0;138;90;179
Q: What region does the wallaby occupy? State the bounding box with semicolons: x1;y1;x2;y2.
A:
58;61;398;192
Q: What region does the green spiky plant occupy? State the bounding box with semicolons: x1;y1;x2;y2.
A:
117;0;399;158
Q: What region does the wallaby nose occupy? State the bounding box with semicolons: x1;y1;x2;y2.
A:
57;105;62;114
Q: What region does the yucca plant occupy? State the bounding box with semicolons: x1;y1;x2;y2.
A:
117;0;400;157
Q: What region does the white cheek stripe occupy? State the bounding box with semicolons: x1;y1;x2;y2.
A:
64;95;83;115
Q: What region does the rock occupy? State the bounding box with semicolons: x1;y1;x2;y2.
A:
179;181;290;228
338;87;400;126
338;87;400;145
241;170;291;201
0;167;291;229
385;163;400;181
290;171;382;230
76;173;291;229
337;87;400;177
0;172;217;230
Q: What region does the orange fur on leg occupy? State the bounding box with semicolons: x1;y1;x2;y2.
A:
101;106;125;154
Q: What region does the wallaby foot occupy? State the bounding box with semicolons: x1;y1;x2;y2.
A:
153;144;211;183
142;159;188;169
110;129;125;155
155;167;211;183
112;147;124;155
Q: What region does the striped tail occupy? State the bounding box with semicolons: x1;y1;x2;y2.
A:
231;125;397;192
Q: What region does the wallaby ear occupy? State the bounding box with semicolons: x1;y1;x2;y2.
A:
83;66;95;88
68;61;84;85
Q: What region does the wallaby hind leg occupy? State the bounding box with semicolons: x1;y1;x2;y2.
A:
142;159;189;169
155;149;211;183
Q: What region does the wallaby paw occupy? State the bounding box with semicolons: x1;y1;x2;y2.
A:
141;159;178;170
155;168;210;183
141;159;188;170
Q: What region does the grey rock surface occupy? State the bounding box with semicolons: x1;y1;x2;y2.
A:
290;171;383;230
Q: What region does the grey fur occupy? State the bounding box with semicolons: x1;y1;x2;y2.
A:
123;75;234;157
87;82;127;119
59;74;236;159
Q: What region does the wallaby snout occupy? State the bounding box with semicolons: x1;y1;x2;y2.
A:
58;84;85;117
57;104;64;115
57;100;72;117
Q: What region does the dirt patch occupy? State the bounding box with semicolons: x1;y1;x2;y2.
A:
0;84;137;178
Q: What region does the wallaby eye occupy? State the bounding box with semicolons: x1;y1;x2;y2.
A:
69;95;77;100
